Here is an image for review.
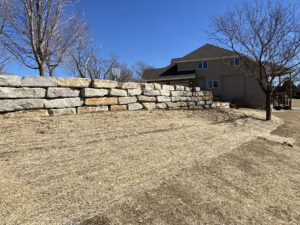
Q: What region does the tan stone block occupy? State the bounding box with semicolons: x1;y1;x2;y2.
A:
1;109;49;118
92;79;119;88
153;83;161;90
137;96;156;102
85;97;118;106
143;102;156;110
77;106;108;114
110;105;127;111
121;82;141;89
57;78;91;87
178;102;188;107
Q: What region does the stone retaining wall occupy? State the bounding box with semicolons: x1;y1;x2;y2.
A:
0;75;229;117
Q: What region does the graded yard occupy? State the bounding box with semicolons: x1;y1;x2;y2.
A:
0;109;299;224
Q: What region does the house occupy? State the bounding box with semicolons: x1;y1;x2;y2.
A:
143;44;266;107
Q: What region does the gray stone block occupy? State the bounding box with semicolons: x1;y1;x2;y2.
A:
47;88;80;98
0;75;21;87
175;85;185;91
80;88;108;97
121;82;141;89
143;89;160;96
137;96;156;102
0;99;44;112
157;96;171;102
128;88;142;96
109;88;127;97
141;83;154;90
0;87;46;99
44;97;83;109
128;103;143;111
21;76;57;87
162;85;175;91
143;103;156;110
156;103;167;109
160;90;170;96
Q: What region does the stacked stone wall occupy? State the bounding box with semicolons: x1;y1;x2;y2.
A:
0;75;229;117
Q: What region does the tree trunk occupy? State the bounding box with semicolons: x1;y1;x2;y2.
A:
39;63;46;76
265;92;272;121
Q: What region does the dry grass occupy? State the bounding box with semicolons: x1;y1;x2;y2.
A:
82;111;300;225
0;109;281;224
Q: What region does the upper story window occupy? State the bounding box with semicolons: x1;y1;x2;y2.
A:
198;61;208;69
230;57;240;66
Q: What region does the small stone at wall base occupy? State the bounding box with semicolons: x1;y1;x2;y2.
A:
47;88;80;98
77;106;108;114
81;88;108;97
110;105;127;111
85;97;118;106
92;79;119;89
1;109;49;118
178;102;188;107
0;99;44;112
128;103;143;111
49;108;76;116
143;103;156;110
166;102;179;109
156;103;167;109
0;75;21;87
57;78;91;88
21;76;57;87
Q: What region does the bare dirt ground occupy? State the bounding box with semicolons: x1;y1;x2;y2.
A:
0;109;298;224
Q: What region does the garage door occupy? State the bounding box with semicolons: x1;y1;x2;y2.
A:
222;75;245;101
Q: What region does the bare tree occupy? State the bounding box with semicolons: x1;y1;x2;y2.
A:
133;61;154;79
115;63;133;82
0;0;83;76
211;0;300;120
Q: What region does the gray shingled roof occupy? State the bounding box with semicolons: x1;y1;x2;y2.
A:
143;44;236;81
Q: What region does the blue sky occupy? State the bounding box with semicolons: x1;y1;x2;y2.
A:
5;0;297;77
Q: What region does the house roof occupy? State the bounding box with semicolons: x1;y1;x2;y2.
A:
171;44;236;63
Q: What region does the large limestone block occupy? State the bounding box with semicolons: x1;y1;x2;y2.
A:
160;90;170;96
110;105;127;111
178;102;188;107
157;96;171;102
77;106;108;114
1;109;49;118
128;88;142;96
0;99;44;112
109;88;127;97
49;108;76;116
153;83;161;90
92;79;119;89
21;76;57;87
0;75;21;87
44;97;83;109
143;103;156;110
141;83;154;90
162;85;175;91
143;89;160;96
185;87;192;91
47;88;80;98
128;103;143;111
80;88;108;97
175;85;185;91
0;87;46;99
171;96;180;102
57;78;91;88
121;82;141;89
85;97;118;106
171;91;181;97
137;96;156;102
193;91;204;97
118;96;137;104
156;103;167;109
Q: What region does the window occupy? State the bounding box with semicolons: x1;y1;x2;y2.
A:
198;61;208;69
208;80;218;89
198;81;205;89
229;57;240;66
